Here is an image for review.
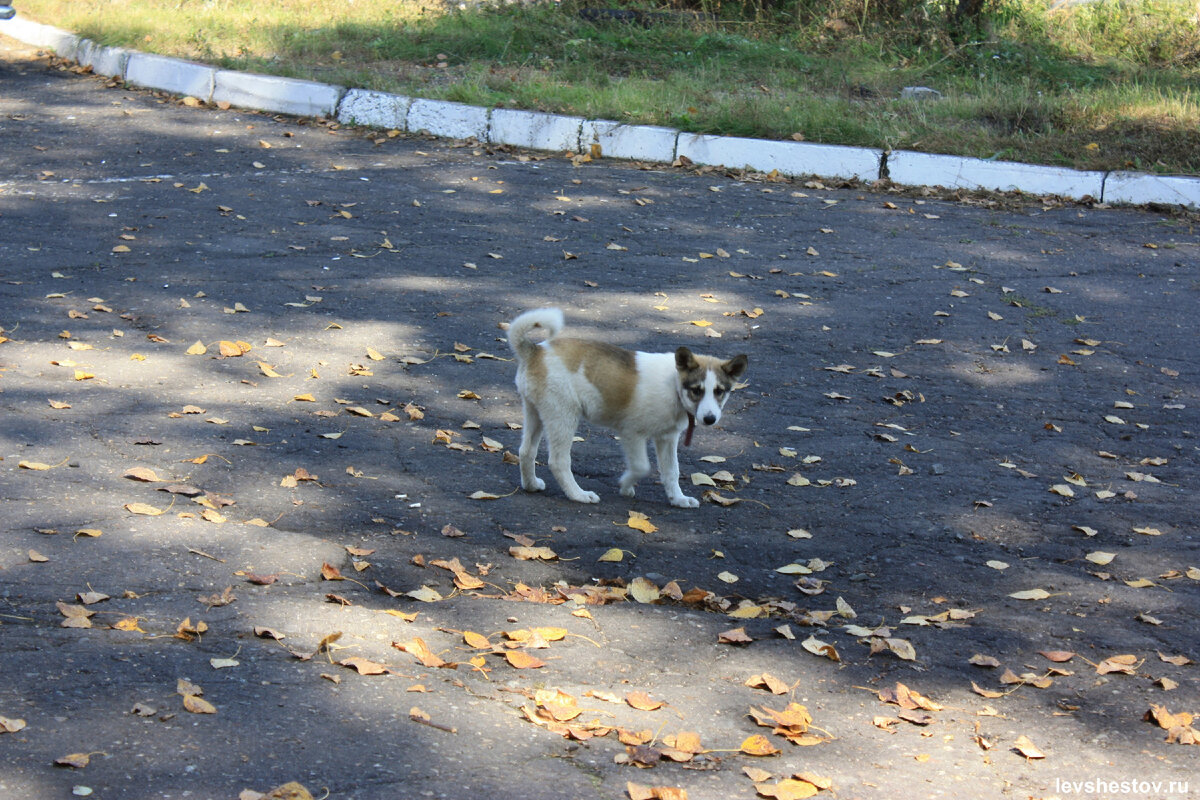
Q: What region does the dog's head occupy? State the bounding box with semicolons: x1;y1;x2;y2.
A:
675;347;749;426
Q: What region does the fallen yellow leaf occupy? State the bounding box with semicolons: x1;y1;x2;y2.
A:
624;511;657;534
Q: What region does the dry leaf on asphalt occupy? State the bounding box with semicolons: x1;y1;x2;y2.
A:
123;466;165;482
628;577;661;604
968;654;1001;668
719;627;753;644
624;511;657;534
124;502;165;516
0;717;27;734
801;636;840;662
625;691;665;711
753;776;828;799
393;638;447;669
505;650;546;669
627;782;689;800
1095;654;1140;675
1012;734;1045;759
339;657;389;675
878;683;943;711
745;673;790;694
1008;588;1052;601
510;545;557;561
748;702;827;746
182;694;216;714
54;752;93;769
1144;705;1200;745
740;734;780;757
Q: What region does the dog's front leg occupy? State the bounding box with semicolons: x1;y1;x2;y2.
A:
654;432;698;508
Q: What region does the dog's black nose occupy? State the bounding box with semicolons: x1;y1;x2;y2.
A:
703;414;717;425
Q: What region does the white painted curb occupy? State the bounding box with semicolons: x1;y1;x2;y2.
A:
337;88;413;130
1103;172;1200;208
76;40;129;78
0;16;76;54
3;15;1198;209
583;121;679;163
213;70;343;118
490;108;583;153
125;52;215;101
407;98;489;141
888;150;1105;200
679;133;881;182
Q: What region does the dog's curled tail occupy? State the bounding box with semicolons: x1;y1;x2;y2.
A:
508;307;564;362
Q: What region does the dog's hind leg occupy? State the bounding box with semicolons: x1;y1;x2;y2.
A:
543;413;600;504
654;432;698;508
518;399;546;493
618;436;650;498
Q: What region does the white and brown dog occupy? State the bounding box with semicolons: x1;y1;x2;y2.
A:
508;308;748;508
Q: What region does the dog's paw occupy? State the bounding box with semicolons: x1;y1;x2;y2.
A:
523;477;546;493
569;490;601;504
669;494;700;509
619;484;636;498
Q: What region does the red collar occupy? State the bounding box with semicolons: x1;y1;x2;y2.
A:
683;413;696;447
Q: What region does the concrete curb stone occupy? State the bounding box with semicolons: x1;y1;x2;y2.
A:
212;70;343;118
0;15;76;55
1103;171;1200;208
3;15;1199;209
678;132;882;182
125;52;215;101
76;39;130;78
582;120;679;163
407;98;490;141
337;88;413;130
489;108;583;153
887;150;1106;200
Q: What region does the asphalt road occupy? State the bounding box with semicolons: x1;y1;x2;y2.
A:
2;35;1199;800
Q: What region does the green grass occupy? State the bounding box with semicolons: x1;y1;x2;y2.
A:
17;0;1200;175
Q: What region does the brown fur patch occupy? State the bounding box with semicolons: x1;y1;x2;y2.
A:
523;341;547;388
679;354;724;386
554;338;636;412
722;353;748;382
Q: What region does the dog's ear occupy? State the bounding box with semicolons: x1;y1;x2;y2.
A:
675;346;699;372
723;354;748;380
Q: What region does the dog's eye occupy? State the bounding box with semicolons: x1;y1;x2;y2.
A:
714;386;726;397
687;386;703;398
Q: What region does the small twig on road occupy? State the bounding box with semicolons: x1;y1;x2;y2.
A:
410;709;457;734
187;547;225;562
